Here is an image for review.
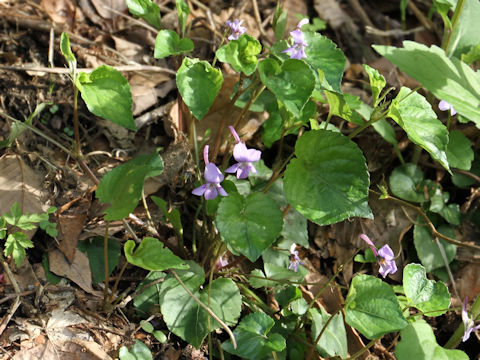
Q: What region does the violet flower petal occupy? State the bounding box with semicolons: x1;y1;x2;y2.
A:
226;19;246;40
439;100;456;116
233;142;261;162
204;163;224;183
204;185;218;200
225;163;240;174
192;184;207;196
360;234;378;257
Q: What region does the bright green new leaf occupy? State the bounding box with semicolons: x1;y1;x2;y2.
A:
461;42;480;65
403;263;451;316
310;308;348;359
364;64;386;106
154;30;193;58
5;232;33;267
216;35;262;75
222;312;286;359
176;0;189;37
124;237;187;271
78;236;121;283
389;163;426;203
160;261;241;348
396;320;468;360
176;57;223;120
388;87;450;171
119;340;153;360
324;91;365;125
76;65;136;130
126;0;161;30
133;271;165;315
284;130;372;226
414;222;457;272
60;32;76;73
96;152;163;220
446;130;473;170
303;32;346;93
344;275;408;339
449;0;480;58
258;58;315;117
373;41;480;127
273;4;288;41
216;192;283;262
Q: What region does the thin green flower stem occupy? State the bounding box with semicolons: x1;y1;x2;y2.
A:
110;261;129;306
445;294;480;349
263;151;296;193
370;189;480;251
73;86;82;158
446;112;452;131
307;308;341;359
435;236;460;301
441;0;466;53
192;119;200;177
445;293;480;348
347;108;389;139
232;84;266;130
231;272;344;287
323;109;333;130
103;221;110;304
170;270;237;349
344;338;378;360
237;282;276;315
211;31;227;68
216;339;225;360
211;75;246;161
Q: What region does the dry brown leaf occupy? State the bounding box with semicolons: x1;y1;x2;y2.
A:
57;213;88;263
455;263;480;301
89;0;127;19
0;154;47;238
49;249;98;296
130;73;170;116
41;0;76;27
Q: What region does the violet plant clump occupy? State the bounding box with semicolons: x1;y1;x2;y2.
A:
226;19;246;40
282;18;309;60
438;100;456;116
192;145;228;200
360;234;397;278
462;297;480;342
225;126;262;179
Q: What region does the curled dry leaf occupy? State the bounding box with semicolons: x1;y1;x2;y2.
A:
41;0;76;27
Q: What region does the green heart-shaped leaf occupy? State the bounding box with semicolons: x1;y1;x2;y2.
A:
176;57;223;120
216;34;261;75
374;41;480;128
345;274;408;339
284;130;372;225
396;320;468;360
403;263;450;316
154;30;194;58
160;262;241;348
216;192;283;262
124;237;187;271
303;32;346;93
258;58;315;117
222;312;286;359
388;87;450;171
96;151;163;220
75;65;136;130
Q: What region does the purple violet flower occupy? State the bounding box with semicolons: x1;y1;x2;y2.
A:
288;243;304;272
462;297;480;342
439;100;456;116
360;234;397;278
192;145;228;200
282;18;309;60
226;19;246;40
225;126;261;179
